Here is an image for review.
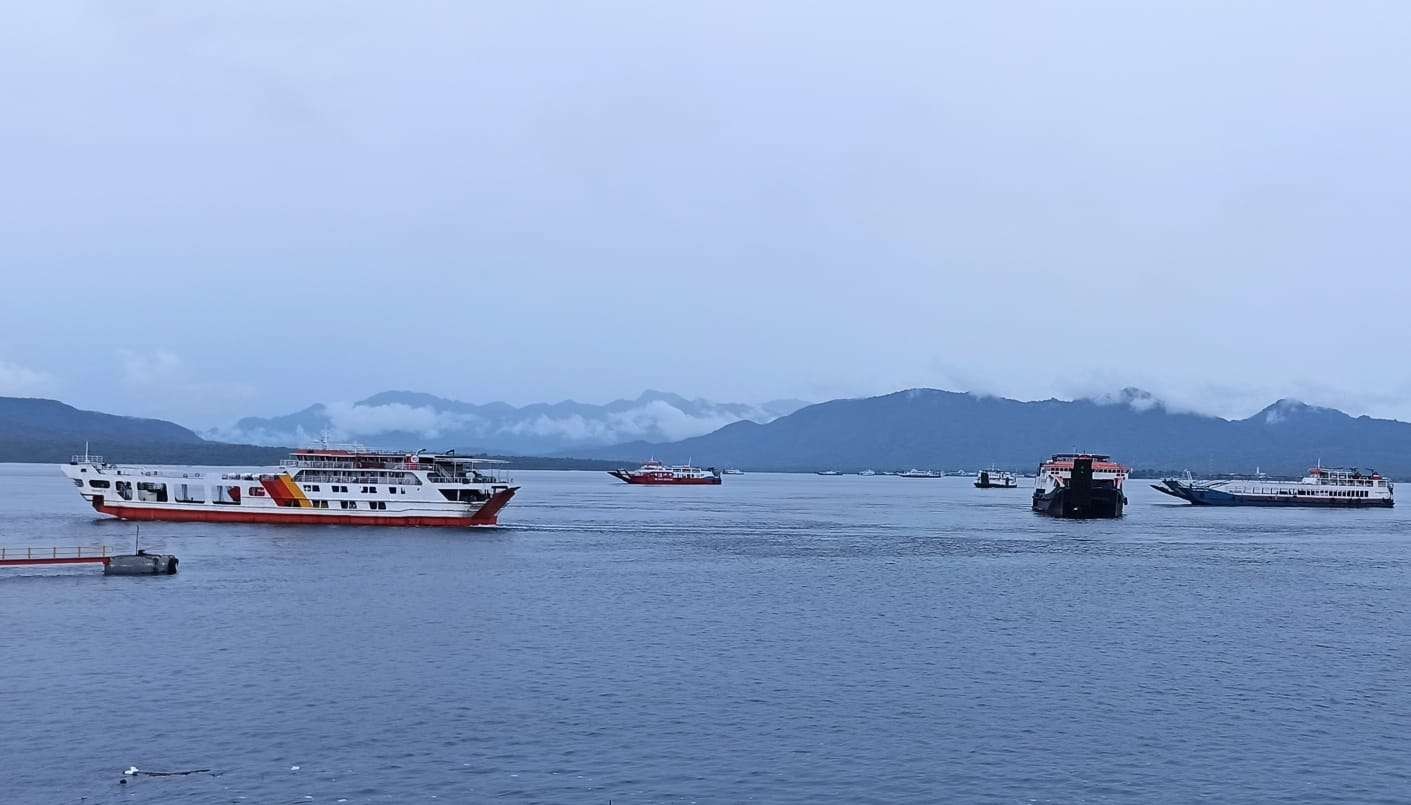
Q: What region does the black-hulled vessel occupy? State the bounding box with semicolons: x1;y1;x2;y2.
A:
975;469;1017;488
1031;453;1128;518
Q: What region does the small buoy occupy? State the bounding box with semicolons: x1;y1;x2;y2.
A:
290;765;300;771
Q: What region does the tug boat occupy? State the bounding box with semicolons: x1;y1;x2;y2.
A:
974;468;1017;489
609;459;722;485
1152;467;1393;507
1032;453;1128;518
63;446;518;527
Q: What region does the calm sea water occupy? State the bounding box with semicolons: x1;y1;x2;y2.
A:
3;463;1410;804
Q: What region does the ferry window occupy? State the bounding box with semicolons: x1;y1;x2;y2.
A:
388;487;396;494
175;483;206;503
138;482;169;502
248;486;265;496
89;479;111;489
115;481;134;501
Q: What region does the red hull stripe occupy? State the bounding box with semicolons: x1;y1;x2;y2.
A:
618;478;721;485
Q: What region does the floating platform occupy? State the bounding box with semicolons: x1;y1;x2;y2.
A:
0;546;178;575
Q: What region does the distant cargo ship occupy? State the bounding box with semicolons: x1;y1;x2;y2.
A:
63;446;518;526
1032;453;1128;518
610;460;722;485
1152;467;1393;507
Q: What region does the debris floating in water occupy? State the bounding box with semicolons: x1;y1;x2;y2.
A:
120;766;212;778
290;765;301;771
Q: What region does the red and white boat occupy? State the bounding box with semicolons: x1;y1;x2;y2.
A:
609;459;722;485
62;446;518;527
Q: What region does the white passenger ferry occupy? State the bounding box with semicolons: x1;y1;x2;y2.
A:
1152;466;1393;508
63;446;518;527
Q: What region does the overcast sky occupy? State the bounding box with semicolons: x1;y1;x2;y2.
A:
2;1;1408;427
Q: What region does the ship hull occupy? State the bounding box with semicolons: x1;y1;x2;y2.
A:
1153;481;1394;508
88;488;517;527
609;471;721;485
1032;486;1125;518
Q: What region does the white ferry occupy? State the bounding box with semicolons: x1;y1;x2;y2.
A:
1153;466;1393;508
609;459;722;485
63;447;518;527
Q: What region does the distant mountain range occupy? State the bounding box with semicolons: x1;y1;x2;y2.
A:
6;388;1411;477
577;387;1411;477
0;396;623;469
214;390;809;455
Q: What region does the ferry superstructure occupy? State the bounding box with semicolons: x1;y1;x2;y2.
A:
63;447;518;527
1152;467;1393;507
1032;453;1128;518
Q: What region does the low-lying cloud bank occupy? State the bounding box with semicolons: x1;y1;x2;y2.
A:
210;392;804;454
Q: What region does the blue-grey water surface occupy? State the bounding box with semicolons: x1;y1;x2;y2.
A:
3;463;1410;803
